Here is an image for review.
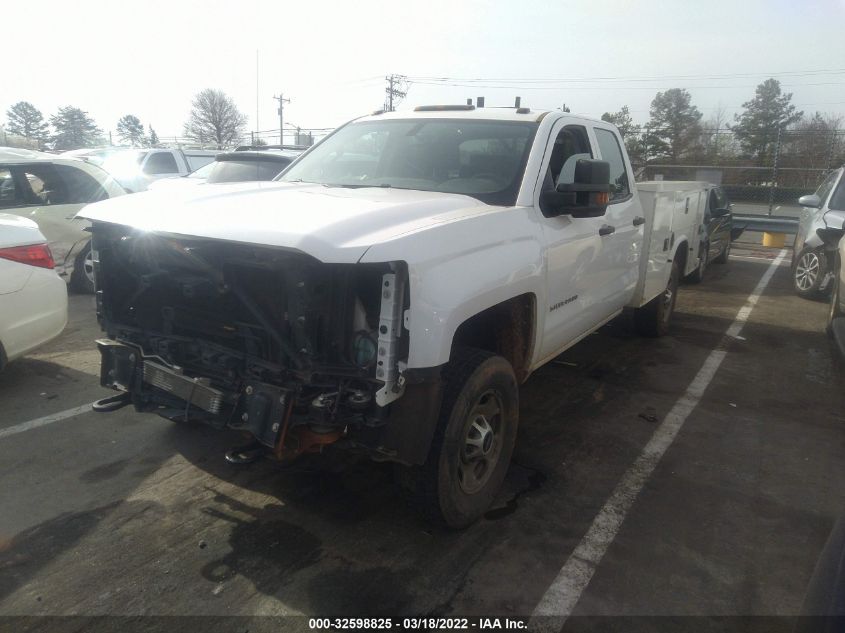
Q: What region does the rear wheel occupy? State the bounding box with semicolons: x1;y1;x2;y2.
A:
793;248;827;299
70;243;95;294
635;258;680;337
405;348;519;529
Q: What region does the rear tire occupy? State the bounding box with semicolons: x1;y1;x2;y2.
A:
635;258;680;337
70;243;95;294
793;248;827;299
404;348;519;529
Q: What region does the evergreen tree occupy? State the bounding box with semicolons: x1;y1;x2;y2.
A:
116;114;146;146
645;89;702;162
5;101;49;143
50;106;103;150
732;79;803;165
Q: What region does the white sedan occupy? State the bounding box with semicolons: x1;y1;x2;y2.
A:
0;213;68;371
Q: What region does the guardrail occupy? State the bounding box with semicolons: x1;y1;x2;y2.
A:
732;214;800;235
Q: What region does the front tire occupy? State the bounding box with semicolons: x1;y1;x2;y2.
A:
793;248;827;299
635;258;680;337
828;255;843;338
713;239;730;265
409;348;519;529
685;243;708;283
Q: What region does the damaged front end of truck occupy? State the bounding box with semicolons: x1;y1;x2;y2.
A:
91;222;442;465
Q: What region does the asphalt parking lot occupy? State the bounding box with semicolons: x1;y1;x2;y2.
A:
1;241;844;629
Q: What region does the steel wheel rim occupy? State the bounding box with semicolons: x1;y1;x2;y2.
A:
796;252;820;291
458;389;504;495
84;249;95;284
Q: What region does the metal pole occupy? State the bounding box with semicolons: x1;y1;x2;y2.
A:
767;125;783;216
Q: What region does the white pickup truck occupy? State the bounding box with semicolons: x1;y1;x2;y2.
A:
96;148;218;192
81;106;708;527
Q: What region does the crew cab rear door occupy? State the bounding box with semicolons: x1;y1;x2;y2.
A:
588;123;640;309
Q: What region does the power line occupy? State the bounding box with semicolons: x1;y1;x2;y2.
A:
408;80;845;91
406;67;845;84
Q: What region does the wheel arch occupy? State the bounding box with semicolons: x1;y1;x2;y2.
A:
450;293;537;384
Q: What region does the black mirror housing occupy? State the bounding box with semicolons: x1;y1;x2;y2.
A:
543;159;612;218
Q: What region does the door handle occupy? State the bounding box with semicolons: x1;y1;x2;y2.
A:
599;224;616;236
633;216;645;226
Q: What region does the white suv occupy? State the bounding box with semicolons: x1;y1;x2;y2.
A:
0;147;126;292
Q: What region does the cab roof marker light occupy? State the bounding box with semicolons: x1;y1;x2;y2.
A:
413;105;476;112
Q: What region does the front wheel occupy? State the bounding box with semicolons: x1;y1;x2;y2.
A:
407;348;519;529
685;243;708;284
793;248;827;299
635;258;680;337
828;255;843;338
713;239;730;265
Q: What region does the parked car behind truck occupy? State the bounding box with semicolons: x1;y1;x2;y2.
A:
793;166;844;299
98;148;218;192
0;147;126;292
82;106;710;527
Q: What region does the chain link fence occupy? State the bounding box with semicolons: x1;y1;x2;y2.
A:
634;128;845;216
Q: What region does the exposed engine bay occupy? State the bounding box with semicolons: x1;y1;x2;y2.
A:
91;222;441;464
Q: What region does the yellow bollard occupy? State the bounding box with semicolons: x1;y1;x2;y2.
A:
762;232;786;248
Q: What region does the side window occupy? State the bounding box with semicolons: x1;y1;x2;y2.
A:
545;125;592;191
18;165;68;205
0;169;19;208
829;178;845;212
53;164;112;203
594;128;630;201
144;152;179;175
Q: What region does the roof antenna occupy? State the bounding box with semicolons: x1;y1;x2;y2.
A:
514;96;521;108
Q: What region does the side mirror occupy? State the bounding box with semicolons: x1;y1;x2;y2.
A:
711;207;731;218
542;159;611;218
799;194;822;208
816;210;845;247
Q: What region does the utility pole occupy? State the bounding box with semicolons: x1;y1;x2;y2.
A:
273;93;290;146
385;74;407;112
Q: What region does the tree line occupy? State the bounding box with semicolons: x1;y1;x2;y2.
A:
601;78;843;168
4;89;248;151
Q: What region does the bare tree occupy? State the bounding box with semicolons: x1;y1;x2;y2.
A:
184;89;247;149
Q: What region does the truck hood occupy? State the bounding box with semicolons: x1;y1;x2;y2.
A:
79;181;493;263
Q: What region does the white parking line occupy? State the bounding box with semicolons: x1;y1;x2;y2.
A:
0;403;94;440
532;248;788;626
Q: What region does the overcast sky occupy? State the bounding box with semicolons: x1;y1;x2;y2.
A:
4;0;845;142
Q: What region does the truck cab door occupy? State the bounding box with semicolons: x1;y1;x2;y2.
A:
589;125;641;311
534;121;612;361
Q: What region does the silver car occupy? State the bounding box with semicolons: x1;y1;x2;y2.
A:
793;166;844;298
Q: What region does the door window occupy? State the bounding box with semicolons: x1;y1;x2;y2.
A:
594;128;630;201
0;169;18;207
144;152;179;175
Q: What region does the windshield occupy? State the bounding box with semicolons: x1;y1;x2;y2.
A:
187;161;215;179
278;118;538;205
207;158;291;183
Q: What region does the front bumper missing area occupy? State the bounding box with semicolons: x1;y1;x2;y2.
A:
96;339;292;449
